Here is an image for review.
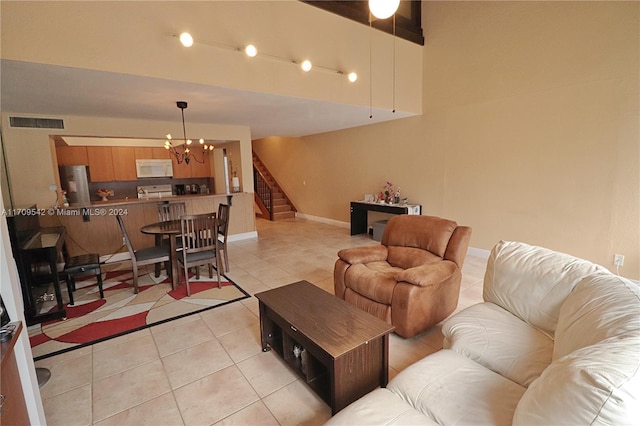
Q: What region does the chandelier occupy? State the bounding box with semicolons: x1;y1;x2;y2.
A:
164;101;214;164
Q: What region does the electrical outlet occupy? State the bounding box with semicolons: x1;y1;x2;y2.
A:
613;254;624;267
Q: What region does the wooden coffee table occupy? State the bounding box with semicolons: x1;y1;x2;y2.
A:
255;280;394;414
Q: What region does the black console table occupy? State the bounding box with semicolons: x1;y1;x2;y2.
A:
350;201;422;235
6;209;68;325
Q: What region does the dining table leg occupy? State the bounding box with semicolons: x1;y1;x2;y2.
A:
170;235;178;290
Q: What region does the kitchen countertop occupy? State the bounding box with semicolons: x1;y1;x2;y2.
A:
68;192;241;208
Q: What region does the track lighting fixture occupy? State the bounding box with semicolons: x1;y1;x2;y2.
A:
172;34;356;83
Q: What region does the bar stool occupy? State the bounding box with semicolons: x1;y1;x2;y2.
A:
64;253;104;305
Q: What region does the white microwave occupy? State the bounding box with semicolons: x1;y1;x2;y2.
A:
135;159;173;178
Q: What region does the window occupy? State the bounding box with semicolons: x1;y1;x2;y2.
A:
301;0;424;45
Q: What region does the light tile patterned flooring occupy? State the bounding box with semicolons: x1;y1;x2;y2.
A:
37;217;487;426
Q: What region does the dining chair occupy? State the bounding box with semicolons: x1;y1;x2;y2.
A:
115;215;171;293
64;253;104;305
157;201;186;222
178;212;221;297
217;203;231;273
155;201;186;276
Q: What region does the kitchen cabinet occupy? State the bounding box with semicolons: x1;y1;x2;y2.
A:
134;147;153;159
152;147;171;159
170;150;212;178
170;153;190;178
111;146;137;181
56;146;88;166
87;146;115;182
134;147;171;160
190;154;212;178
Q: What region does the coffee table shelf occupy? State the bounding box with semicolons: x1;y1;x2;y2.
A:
265;315;331;404
255;281;394;415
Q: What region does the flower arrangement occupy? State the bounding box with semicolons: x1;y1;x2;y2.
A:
380;181;400;204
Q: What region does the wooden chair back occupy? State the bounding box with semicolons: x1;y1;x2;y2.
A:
157;201;186;222
181;213;218;255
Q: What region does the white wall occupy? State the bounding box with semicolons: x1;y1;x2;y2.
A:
0;184;47;425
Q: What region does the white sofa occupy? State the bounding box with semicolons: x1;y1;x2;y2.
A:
327;241;640;425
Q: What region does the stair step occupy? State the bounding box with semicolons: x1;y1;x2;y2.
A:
273;211;295;221
273;204;292;213
254;153;296;222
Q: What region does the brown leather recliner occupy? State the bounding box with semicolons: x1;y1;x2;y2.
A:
334;215;472;338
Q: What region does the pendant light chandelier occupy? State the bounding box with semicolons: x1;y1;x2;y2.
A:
369;0;400;20
368;0;400;118
164;101;214;165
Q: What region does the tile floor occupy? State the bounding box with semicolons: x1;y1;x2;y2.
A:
36;217;487;426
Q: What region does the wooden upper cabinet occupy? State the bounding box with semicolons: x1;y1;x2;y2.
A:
171;152;191;178
56;146;88;166
134;147;171;160
86;146;115;182
111;146;137;181
190;153;212;178
152;147;171;159
169;148;213;178
134;147;154;159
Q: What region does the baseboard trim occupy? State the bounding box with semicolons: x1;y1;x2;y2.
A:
297;213;491;258
296;212;350;228
467;247;490;259
228;231;258;242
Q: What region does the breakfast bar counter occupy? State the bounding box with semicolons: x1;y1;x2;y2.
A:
86;192;235;208
39;192;255;259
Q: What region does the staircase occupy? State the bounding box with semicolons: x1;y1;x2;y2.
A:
253;152;297;221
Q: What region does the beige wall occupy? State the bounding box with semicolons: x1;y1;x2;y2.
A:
253;1;640;279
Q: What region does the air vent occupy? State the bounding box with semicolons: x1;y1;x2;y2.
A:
9;116;64;129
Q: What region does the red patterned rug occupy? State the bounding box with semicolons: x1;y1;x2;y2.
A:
28;267;249;360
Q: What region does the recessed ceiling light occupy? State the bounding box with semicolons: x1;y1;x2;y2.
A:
348;72;358;83
179;32;194;47
245;44;258;57
301;60;312;72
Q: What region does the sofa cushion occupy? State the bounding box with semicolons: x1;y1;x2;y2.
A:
554;272;640;360
325;388;438;425
483;240;606;337
382;215;457;259
343;261;403;304
387;246;442;270
442;302;553;387
513;335;640;425
388;350;527;425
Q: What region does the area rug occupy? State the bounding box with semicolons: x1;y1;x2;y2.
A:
28;266;250;361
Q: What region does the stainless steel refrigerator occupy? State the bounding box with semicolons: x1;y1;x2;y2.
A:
59;165;91;204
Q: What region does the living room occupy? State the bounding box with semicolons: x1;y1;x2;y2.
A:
1;1;638;425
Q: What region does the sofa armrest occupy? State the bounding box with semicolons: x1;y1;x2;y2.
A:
398;260;458;287
338;245;388;265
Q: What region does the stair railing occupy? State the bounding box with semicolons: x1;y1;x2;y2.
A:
254;166;274;220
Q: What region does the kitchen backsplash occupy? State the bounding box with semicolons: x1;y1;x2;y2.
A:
88;177;214;201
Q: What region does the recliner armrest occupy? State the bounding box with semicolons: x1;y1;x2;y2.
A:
398;260;458;287
338;245;388;265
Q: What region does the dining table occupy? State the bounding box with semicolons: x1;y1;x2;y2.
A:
140;219;182;290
